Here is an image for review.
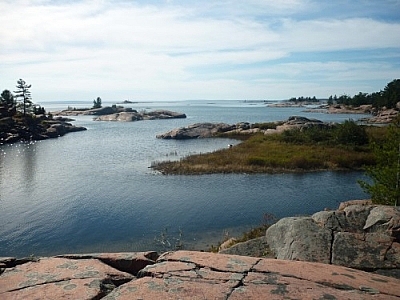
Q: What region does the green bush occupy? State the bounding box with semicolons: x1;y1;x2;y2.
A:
335;120;368;146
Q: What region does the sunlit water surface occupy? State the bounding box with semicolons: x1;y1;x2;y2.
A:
0;100;369;257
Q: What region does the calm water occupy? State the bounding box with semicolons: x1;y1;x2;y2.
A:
0;100;370;257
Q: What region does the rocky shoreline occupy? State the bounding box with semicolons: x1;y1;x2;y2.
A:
0;115;86;145
52;106;187;121
156;116;332;139
1;201;399;299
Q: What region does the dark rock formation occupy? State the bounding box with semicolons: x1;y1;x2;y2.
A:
0;115;86;145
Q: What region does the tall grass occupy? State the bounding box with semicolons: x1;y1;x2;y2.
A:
153;124;379;175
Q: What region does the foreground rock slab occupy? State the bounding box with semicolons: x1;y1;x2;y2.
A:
0;257;134;299
107;251;400;299
1;250;399;299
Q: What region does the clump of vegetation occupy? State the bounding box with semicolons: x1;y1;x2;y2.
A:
92;97;102;109
358;119;400;206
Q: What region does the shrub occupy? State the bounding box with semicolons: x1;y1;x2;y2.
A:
335;120;368;146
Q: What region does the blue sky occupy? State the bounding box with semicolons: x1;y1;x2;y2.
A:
1;0;399;102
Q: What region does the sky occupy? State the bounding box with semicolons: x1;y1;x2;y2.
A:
1;0;400;102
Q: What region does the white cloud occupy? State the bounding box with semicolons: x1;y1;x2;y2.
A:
0;0;399;101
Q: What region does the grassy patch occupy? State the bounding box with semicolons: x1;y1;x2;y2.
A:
152;122;383;175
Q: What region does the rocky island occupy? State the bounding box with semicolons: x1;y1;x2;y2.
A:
0;114;86;145
53;106;186;122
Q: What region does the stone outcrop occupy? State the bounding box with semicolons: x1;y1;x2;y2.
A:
362;108;399;124
266;201;400;274
94;109;186;122
2;250;400;299
156;122;236;139
0;115;86;145
275;115;332;132
156;116;330;139
52;106;134;116
53;106;187;122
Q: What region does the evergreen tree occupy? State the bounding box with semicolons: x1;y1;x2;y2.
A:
358;121;400;206
0;90;16;117
93;97;102;109
14;79;32;117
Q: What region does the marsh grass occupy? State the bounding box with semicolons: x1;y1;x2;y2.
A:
153;130;376;175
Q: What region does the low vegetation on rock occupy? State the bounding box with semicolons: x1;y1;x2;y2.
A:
152;120;377;175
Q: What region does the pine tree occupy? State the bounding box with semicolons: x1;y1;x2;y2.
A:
93;97;102;109
14;79;32;117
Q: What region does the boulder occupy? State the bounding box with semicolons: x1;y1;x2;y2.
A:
265;201;400;273
364;206;400;240
265;217;332;263
332;232;398;269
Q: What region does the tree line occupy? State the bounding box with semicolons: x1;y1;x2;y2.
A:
328;79;400;109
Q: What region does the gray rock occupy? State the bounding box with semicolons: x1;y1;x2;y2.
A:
343;204;373;232
266;217;332;263
312;210;348;231
157;122;235;139
364;206;400;240
94;112;143;122
332;232;397;269
94;110;186;122
266;201;400;273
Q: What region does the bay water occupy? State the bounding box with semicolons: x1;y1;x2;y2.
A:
0;100;370;257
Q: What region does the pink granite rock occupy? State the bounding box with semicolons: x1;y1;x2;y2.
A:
1;251;400;299
0;257;133;299
105;251;400;299
57;251;158;275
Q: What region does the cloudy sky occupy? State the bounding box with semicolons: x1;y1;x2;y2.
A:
1;0;399;102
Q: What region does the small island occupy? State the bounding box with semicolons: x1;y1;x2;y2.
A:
52;105;186;122
0;79;86;145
